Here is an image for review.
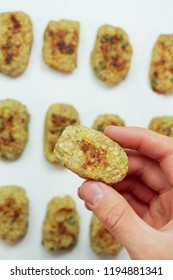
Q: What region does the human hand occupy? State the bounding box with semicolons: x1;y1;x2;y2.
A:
78;126;173;259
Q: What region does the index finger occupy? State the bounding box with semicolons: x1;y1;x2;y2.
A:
104;126;173;183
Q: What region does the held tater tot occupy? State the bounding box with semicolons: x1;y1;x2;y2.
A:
54;125;128;185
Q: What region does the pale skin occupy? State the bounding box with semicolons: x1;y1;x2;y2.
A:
78;126;173;260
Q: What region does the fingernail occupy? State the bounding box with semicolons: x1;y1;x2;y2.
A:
79;182;104;207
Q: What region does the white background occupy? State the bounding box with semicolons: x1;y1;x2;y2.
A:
0;0;173;260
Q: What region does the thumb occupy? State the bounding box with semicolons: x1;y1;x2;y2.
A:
78;180;161;259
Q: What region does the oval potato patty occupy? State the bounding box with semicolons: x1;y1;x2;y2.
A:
44;103;80;163
0;99;30;160
148;116;173;137
0;11;33;76
54;125;128;185
92;114;125;132
0;185;29;243
150;34;173;94
91;25;132;86
42;195;79;251
43;19;79;73
90;214;122;255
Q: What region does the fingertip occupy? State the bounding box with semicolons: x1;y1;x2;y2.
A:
104;125;121;135
85;202;92;211
78;181;105;207
78;180;96;194
77;187;82;199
